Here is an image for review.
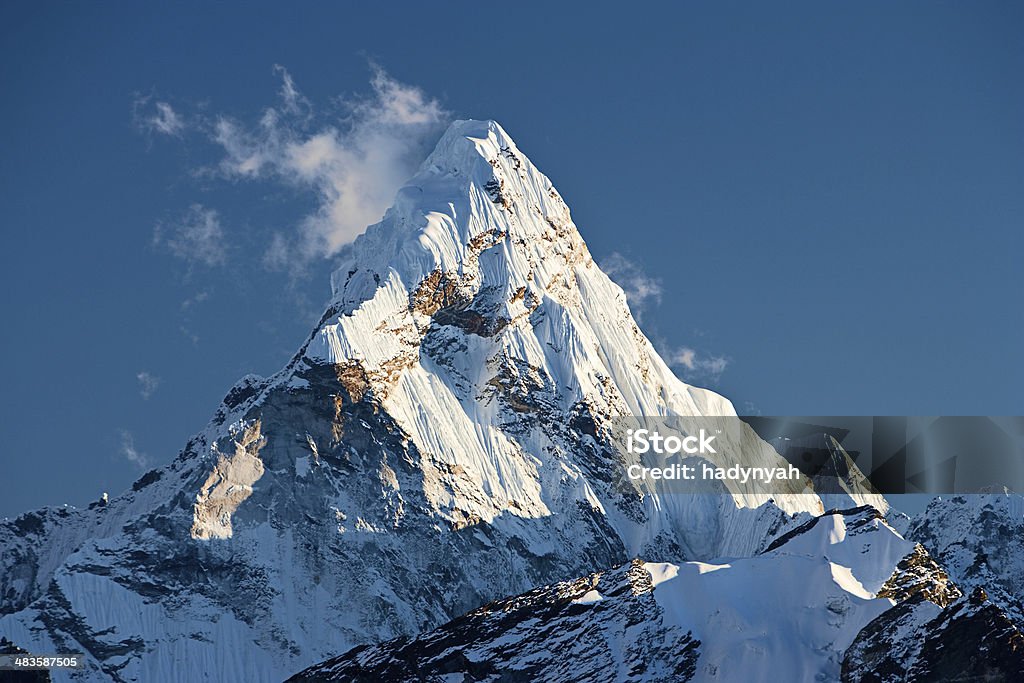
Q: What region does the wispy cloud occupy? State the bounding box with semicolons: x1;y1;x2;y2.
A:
599;252;663;317
178;291;210;346
180;290;210;311
741;401;761;416
133;96;185;137
136;371;160;400
153;204;227;268
179;325;200;346
209;64;449;270
664;346;730;385
118;429;149;470
599;252;729;384
273;63;308;116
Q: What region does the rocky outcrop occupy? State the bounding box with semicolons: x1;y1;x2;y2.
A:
190;420;266;540
876;544;961;607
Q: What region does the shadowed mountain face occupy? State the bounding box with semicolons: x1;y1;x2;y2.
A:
842;586;1024;682
0;121;822;682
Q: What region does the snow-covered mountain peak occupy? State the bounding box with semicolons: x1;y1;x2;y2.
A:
301;119;822;525
6;120;1021;683
1;120;828;681
416;118;526;187
307;118;712;418
327;118;581;312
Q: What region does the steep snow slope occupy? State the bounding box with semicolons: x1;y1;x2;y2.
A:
291;507;965;682
648;508;935;681
1;120;823;682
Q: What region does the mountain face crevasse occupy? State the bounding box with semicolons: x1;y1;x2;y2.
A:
0;119;826;682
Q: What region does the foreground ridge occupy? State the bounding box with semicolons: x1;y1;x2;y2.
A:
295;507;1024;682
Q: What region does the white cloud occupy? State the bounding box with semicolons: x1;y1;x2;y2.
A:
153;204;227;267
273;64;308;116
600;252;663;315
670;347;697;370
665;346;730;384
134;96;185;136
118;430;149;470
153;103;184;135
210;64;449;269
136;371;160;400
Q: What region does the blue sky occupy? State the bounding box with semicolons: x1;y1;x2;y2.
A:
1;2;1022;517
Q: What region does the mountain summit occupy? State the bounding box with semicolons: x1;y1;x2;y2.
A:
2;120;822;681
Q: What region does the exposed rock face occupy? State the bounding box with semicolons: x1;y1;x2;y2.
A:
842;493;1024;681
875;544;960;607
0;120;822;681
190;420;266;540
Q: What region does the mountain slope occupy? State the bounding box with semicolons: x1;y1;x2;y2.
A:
0;120;822;682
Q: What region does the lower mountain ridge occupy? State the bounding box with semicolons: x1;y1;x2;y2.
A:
292;506;1024;682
